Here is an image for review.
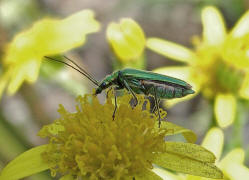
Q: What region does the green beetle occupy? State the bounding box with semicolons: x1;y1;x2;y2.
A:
45;56;194;127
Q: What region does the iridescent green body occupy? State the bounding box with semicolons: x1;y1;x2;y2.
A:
95;68;194;99
95;68;194;127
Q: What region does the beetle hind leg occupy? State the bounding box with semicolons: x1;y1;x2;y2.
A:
153;87;161;128
122;79;138;108
152;99;160;113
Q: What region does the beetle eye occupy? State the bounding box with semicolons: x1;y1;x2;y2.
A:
102;82;106;87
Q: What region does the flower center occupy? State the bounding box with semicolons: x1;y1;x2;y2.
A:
199;58;245;98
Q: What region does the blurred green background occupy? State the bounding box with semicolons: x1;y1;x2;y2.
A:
0;0;249;179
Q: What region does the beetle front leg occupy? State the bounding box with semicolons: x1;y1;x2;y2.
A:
106;87;113;98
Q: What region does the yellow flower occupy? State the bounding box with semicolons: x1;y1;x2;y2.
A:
0;92;222;180
146;6;249;128
106;18;146;65
0;9;100;99
153;127;249;180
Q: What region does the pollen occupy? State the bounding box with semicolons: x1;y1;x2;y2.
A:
38;91;167;179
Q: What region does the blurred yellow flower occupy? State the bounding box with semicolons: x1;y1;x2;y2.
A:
106;18;146;64
147;6;249;128
0;9;100;99
0;92;222;180
153;127;249;180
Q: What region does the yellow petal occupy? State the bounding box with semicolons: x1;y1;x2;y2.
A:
147;38;196;64
163;91;199;108
0;145;49;180
5;9;100;64
201;6;226;45
214;94;237;128
5;59;41;95
35;9;100;55
219;149;249;180
25;59;42;83
222;163;249;180
152;166;181;180
7;65;26;95
106;18;145;62
120;18;145;53
219;148;245;166
2;9;100;97
239;73;249;99
231;10;249;38
201;127;224;161
154;66;201;107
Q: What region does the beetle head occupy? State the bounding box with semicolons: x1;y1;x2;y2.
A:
95;75;113;95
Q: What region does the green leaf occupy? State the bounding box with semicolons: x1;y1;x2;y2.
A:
160;122;197;143
164;142;216;163
135;170;163;180
0;145;50;180
153;152;223;179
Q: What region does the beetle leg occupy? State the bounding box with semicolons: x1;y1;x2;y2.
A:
123;79;138;107
153;87;161;128
118;71;138;107
112;88;118;120
152;99;160;113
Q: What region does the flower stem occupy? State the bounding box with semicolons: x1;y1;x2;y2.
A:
209;99;218;129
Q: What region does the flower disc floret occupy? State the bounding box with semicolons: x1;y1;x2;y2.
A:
38;92;166;179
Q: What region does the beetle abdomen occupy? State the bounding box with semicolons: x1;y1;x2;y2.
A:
141;80;194;99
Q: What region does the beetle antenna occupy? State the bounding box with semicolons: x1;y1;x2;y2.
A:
44;56;99;86
62;56;99;85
